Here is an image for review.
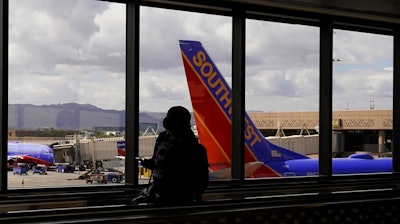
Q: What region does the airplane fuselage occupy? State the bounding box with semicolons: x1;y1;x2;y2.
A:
281;157;392;176
180;40;395;178
8;142;54;166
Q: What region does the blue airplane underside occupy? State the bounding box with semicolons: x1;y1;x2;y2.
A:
280;157;392;176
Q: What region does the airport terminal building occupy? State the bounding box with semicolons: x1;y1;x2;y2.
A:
249;109;392;154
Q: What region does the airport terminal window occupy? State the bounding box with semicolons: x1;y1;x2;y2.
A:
138;6;233;181
332;29;393;175
8;0;126;189
5;0;399;193
245;20;320;178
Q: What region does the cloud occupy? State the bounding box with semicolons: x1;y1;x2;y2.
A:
333;68;393;110
333;30;393;64
9;0;125;109
331;30;393;110
8;1;394;113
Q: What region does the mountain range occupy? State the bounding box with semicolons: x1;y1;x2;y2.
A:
8;103;166;130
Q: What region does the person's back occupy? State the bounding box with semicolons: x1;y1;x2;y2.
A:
139;106;209;205
188;142;209;203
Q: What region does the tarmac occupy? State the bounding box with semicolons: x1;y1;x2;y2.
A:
8;170;93;189
8;164;150;190
7;170;136;189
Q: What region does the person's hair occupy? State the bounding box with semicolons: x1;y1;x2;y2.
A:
163;106;191;130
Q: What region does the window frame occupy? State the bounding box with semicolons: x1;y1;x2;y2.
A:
1;0;399;193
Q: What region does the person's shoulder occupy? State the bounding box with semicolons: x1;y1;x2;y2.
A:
158;131;168;137
155;131;170;145
192;141;207;156
157;131;169;140
195;141;206;151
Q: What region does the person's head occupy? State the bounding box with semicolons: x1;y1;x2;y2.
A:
163;106;191;135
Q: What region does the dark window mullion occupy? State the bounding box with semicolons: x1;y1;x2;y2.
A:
392;28;400;173
0;0;8;191
231;7;246;181
319;19;333;177
125;0;140;185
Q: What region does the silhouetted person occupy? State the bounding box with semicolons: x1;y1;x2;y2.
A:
137;106;209;205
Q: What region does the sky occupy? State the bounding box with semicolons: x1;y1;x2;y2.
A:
8;0;394;113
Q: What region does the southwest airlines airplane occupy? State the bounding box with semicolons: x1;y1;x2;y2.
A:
8;142;54;167
179;40;392;178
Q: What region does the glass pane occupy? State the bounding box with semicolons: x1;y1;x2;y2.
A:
8;0;126;189
332;29;393;175
246;20;320;178
138;7;232;181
